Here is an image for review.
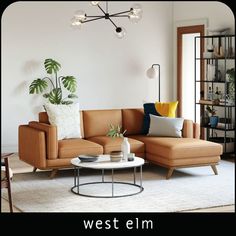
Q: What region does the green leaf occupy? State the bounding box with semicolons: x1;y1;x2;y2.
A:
44;58;61;75
61;100;73;105
29;79;48;94
48;88;62;104
68;94;78;99
61;76;77;93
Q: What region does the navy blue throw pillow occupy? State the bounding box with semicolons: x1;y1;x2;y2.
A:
142;103;161;134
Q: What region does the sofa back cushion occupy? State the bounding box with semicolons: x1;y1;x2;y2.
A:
182;119;193;138
122;109;144;135
39;111;84;138
39;112;50;124
83;109;122;138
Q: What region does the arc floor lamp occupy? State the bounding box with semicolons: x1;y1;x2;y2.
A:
146;64;161;102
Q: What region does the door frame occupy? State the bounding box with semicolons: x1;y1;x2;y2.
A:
177;24;205;117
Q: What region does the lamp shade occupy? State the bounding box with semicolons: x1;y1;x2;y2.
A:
146;67;157;79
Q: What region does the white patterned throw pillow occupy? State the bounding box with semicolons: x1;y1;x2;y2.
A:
44;103;81;140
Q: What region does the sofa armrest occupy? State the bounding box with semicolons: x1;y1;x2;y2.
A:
182;120;200;139
18;125;47;168
29;121;58;160
193;122;200;139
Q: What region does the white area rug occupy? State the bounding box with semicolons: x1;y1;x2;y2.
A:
2;160;234;212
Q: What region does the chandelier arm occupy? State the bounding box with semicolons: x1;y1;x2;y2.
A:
107;17;118;29
97;4;106;15
83;16;105;23
110;15;129;18
109;10;131;17
86;15;105;18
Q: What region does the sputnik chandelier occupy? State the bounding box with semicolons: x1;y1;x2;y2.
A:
70;1;143;38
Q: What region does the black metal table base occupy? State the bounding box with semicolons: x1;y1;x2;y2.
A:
71;166;144;198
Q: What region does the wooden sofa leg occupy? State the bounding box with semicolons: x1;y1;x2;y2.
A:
33;167;37;172
50;169;58;179
166;168;174;180
211;165;218;175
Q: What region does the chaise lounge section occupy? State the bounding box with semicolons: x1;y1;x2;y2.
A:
19;108;222;179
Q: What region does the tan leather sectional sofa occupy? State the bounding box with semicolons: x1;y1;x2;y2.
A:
19;108;222;179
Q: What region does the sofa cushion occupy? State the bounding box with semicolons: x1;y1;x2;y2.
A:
39;111;85;138
154;101;178;117
88;136;145;158
142;103;161;135
122;109;144;135
83;109;122;138
58;139;103;159
44;103;82;140
129;135;222;159
146;153;220;167
148;115;184;138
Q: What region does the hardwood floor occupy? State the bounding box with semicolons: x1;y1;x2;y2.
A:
1;154;235;213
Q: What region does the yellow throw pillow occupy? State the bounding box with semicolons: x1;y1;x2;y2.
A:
155;101;178;118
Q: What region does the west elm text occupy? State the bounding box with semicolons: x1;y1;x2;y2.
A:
83;218;154;230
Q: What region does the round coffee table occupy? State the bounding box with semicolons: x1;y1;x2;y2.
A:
71;155;144;198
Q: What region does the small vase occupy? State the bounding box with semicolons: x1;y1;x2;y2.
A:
121;137;130;161
210;116;219;128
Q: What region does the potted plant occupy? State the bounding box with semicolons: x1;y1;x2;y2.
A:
226;68;235;105
107;124;129;161
29;58;78;105
107;124;127;138
206;105;218;128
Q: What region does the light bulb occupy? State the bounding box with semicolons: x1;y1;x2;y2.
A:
115;27;126;39
91;1;100;6
128;11;142;23
146;67;157;79
70;17;83;29
130;4;143;16
74;10;87;21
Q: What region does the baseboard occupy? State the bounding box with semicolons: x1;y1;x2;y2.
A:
1;145;18;153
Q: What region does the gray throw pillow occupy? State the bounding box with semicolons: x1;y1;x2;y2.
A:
148;114;184;138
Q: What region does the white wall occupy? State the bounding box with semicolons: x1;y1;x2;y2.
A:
173;1;235;33
2;1;173;152
172;1;235;100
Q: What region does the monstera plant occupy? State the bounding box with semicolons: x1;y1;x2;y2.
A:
29;58;78;104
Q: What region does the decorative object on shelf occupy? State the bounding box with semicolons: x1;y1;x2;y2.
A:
209;116;219;128
146;64;161;102
206;105;217;116
70;1;142;39
207;86;213;100
206;106;218;128
107;124;126;138
110;151;123;162
207;65;216;80
214;70;222;82
121;137;130;161
29;59;78;105
226;68;235;105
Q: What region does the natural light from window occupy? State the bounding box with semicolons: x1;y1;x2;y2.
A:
182;33;200;123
